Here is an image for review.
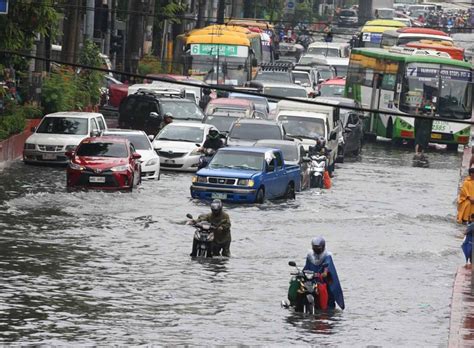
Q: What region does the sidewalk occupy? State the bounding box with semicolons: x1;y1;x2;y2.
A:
449;266;474;347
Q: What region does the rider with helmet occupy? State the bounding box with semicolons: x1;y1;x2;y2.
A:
308;137;330;157
160;112;174;131
303;236;345;309
201;129;224;152
190;199;232;257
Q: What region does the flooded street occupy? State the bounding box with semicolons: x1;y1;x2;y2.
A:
0;142;465;345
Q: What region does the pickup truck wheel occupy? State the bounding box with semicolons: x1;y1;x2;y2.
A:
285;183;296;200
255;188;265;204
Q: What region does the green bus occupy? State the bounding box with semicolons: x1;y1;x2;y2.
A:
345;47;472;148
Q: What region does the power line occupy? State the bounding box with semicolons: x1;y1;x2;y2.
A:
2;50;473;126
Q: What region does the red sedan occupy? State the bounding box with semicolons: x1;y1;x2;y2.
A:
66;136;142;191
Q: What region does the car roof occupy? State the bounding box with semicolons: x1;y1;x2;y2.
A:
166;122;210;129
228;92;268;101
103;129;147;135
45;112;103;118
83;136;129;143
233;119;280;125
314;96;359;107
220;146;277;154
308;42;349;49
262;82;307;89
208;98;254;107
255;139;298;147
321;78;346;85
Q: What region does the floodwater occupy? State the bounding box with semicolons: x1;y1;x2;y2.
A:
0;142;465;345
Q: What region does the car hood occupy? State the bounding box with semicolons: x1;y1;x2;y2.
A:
227;138;257;147
73;156;128;169
136;149;158;162
197;167;260;179
152;140;201;152
26;133;87;145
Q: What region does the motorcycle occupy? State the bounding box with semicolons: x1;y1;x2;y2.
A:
309;153;328;189
186;213;215;258
285;261;328;314
198;148;217;170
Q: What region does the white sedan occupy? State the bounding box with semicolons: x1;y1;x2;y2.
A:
103;129;160;180
152;122;217;172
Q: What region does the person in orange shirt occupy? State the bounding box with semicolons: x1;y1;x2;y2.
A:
457;168;474;224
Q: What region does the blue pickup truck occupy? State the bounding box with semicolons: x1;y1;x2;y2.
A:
190;147;301;203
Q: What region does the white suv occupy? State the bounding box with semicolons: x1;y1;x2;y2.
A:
23;112;107;164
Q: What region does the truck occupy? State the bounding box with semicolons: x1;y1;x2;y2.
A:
190;147;301;203
359;0;395;24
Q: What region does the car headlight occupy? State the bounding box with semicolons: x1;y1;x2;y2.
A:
145;158;158;166
192;176;207;183
24;143;36;150
237;179;254;187
65;145;77;151
190;147;201;155
110;164;130;172
69;162;85;171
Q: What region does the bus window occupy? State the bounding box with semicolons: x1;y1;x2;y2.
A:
381;74;396;90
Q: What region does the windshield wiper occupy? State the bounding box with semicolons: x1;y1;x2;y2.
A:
158;138;196;142
287;134;319;140
229;165;258;170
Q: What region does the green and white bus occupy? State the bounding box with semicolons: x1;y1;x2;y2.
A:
345;47;472;148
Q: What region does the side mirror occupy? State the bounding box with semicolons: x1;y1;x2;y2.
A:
30;126;37;132
65;151;74;158
148;134;155;141
149;112;160;119
153;144;161;151
132;152;142;160
288;261;296;267
330;130;337;141
186;213;193;219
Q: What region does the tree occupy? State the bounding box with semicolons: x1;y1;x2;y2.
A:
0;0;59;67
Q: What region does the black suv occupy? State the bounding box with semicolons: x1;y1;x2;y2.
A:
118;90;205;135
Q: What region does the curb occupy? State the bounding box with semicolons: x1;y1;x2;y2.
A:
449;266;474;347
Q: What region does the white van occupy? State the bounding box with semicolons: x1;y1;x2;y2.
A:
23;112;107;165
275;99;342;171
307;42;351;59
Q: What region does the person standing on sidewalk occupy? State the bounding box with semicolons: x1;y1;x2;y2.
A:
457;168;474;224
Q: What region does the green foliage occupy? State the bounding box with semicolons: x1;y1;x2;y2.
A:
78;40;102;106
0;108;26;141
41;69;76;114
138;55;164;76
0;0;59;67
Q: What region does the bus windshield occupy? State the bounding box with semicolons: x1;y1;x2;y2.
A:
189;55;248;86
401;63;472;119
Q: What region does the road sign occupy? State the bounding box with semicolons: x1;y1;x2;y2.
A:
0;0;8;14
285;0;295;14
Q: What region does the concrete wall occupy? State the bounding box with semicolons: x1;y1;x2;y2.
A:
0;119;41;162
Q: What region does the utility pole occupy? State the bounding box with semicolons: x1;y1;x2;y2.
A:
62;0;82;64
104;0;111;56
85;0;95;40
197;0;207;28
217;0;225;24
125;0;146;77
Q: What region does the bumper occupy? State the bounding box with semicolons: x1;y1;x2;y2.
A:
23;150;69;164
67;169;134;190
190;184;257;203
160;155;200;172
140;163;160;180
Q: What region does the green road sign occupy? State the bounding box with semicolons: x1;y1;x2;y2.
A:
190;44;244;57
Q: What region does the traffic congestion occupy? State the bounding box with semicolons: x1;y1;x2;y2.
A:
1;0;473;345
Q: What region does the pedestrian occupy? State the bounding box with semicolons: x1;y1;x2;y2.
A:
461;220;474;266
414;98;434;159
457;168;474;224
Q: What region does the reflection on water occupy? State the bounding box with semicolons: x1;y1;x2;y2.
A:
0;141;465;344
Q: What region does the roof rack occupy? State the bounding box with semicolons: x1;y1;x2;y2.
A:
134;88;186;99
259;62;293;72
388;46;451;58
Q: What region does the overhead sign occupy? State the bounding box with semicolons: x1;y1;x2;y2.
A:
0;0;8;14
190;44;248;58
285;0;295;13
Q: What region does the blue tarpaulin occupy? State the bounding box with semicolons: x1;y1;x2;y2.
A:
0;0;8;14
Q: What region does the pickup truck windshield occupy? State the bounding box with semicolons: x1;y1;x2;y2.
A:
37;117;88;135
230;123;282;140
209;151;264;171
76;142;128;158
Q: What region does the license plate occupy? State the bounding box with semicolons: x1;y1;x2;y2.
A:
431;133;442;140
211;193;227;199
164;159;175;164
89;176;106;183
42;154;56;160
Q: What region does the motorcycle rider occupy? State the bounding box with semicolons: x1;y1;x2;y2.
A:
308;137;330;157
200;129;224;152
190;199;231;257
303;236;345;310
160;112;174;131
